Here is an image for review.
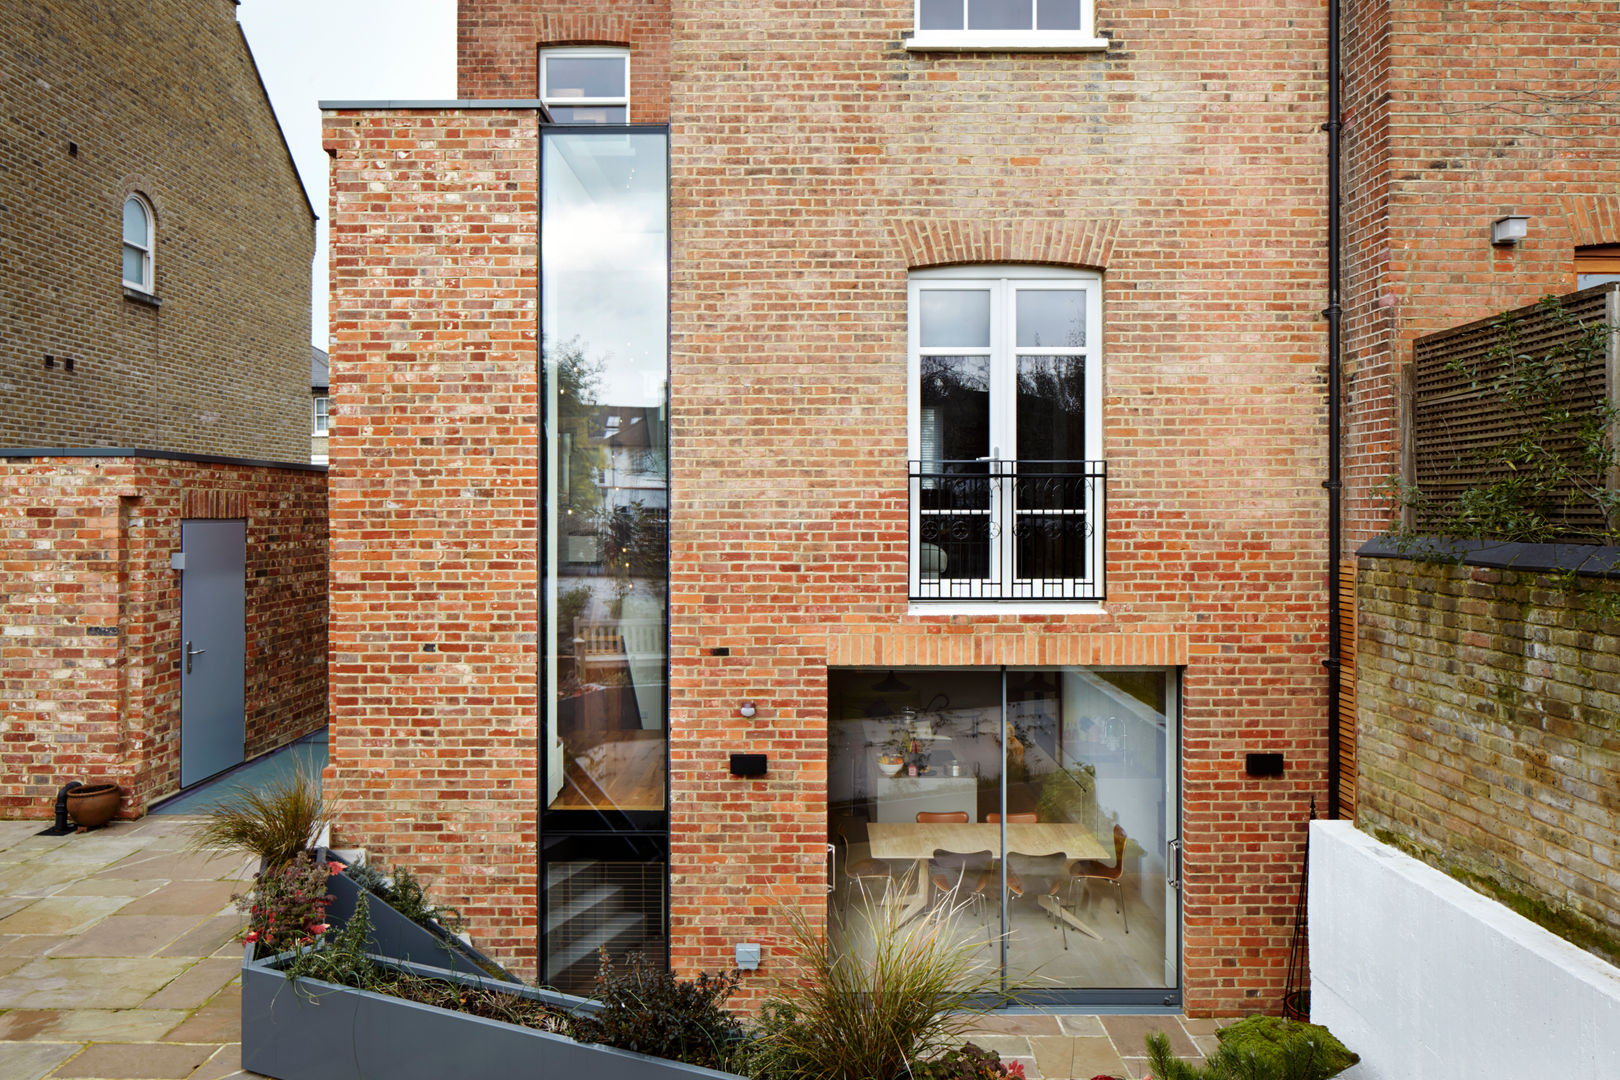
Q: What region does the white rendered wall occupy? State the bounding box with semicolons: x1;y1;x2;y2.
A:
1309;821;1620;1080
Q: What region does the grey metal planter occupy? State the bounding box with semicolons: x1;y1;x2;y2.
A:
322;864;498;979
240;946;747;1080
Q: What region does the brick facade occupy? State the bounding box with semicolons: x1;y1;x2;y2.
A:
328;0;1336;1015
0;0;315;461
1340;0;1620;546
0;456;327;817
323;110;541;973
1356;554;1620;959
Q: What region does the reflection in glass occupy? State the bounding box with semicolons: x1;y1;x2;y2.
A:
826;668;1177;996
544;56;627;99
969;0;1034;30
1035;0;1082;29
1015;290;1085;348
919;0;963;30
920;289;991;348
542;131;668;815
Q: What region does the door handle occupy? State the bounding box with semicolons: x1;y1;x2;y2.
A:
185;641;207;674
826;843;837;894
1168;837;1183;891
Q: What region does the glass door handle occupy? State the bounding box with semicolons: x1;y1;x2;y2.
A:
185;641;207;674
826;843;837;894
1168;837;1182;891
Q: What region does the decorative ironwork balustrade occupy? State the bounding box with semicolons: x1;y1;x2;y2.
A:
909;459;1106;601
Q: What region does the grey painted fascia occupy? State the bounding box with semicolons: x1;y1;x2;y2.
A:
0;447;327;473
320;99;553;118
1357;536;1620;579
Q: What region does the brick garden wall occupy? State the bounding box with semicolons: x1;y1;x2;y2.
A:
1340;0;1620;546
0;0;314;461
0;456;327;817
322;109;542;977
1357;554;1620;959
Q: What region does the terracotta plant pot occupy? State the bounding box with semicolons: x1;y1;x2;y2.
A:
66;783;121;829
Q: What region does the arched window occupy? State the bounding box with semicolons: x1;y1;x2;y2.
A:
122;195;153;292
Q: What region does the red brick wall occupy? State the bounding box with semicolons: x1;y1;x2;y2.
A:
322;109;542;976
340;0;1333;1015
0;456;327;816
663;0;1330;1016
1341;0;1620;545
458;0;671;123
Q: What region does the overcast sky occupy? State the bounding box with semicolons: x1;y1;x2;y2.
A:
237;1;456;348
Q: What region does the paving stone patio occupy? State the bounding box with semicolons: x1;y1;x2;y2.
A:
0;816;1212;1080
0;818;256;1079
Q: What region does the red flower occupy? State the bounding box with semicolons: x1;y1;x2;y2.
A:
1006;1063;1025;1079
309;923;330;934
243;931;259;943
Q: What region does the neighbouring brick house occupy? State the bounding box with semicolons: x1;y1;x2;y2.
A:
326;0;1335;1015
1337;0;1620;950
0;0;327;817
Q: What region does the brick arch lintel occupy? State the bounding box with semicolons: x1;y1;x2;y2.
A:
893;217;1120;272
535;13;632;48
824;627;1188;668
1561;194;1620;248
118;175;164;227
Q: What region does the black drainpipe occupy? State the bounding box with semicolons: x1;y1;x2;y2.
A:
1322;0;1344;819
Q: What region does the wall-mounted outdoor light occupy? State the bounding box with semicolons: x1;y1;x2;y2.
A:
1491;215;1528;246
738;700;757;719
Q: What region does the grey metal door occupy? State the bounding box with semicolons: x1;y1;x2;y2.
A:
180;520;246;786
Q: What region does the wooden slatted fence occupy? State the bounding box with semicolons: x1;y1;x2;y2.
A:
1408;283;1619;538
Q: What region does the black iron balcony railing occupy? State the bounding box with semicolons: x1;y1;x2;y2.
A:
909;459;1106;602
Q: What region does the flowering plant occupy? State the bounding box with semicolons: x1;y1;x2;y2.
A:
910;1043;1026;1080
236;851;340;954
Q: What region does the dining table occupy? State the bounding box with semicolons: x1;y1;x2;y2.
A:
866;821;1111;939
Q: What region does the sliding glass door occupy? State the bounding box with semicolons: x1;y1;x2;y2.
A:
826;667;1180;1004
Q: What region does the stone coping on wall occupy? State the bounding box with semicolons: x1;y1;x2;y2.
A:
0;446;327;473
1357;536;1620;579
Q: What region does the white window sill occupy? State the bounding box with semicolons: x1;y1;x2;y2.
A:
906;30;1109;52
908;601;1107;617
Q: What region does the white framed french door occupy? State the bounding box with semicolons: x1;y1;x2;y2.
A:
908;267;1104;600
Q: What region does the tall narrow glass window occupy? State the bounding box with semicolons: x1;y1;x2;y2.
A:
542;131;669;820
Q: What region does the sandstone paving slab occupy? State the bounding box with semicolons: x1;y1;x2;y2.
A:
50;1041;217;1079
1119;1055;1150;1079
0;820;51;850
1027;1035;1081;1078
0;1041;82;1080
0;934;71;958
52;916;207;959
120;883;239;919
1099;1015;1198;1058
1054;1014;1107;1037
141;959;240;1010
182;1044;245;1080
0;897;132;936
0;1008;188;1042
1050;1035;1127;1079
0;896;33;919
1179;1016;1221;1035
97;852;248;884
56;880;168;900
0;833;77;861
161;986;240;1044
0;956;192;1009
156;917;240;960
961;1013;1064;1037
0;859;98;897
0;952;32;977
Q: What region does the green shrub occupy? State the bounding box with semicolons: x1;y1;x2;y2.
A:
188;758;334;868
751;898;1003;1080
567;949;747;1072
1144;1015;1358;1080
341;859;464;934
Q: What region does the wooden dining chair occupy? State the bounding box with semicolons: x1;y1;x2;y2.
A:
916;811;976;909
833;819;896;907
1054;823;1129;933
978;812;1035;907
